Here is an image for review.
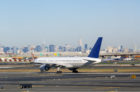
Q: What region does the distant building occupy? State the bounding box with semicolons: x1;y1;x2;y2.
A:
75;46;82;52
84;44;88;51
3;47;10;53
79;39;83;51
34;45;42;52
0;47;4;54
128;49;134;53
45;46;49;52
22;47;29;53
49;45;55;52
11;47;18;54
59;46;66;52
106;46;114;53
118;45;124;52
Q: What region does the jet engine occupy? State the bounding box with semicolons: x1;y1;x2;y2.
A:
40;64;50;72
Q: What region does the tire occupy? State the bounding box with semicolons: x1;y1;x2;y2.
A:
56;71;62;73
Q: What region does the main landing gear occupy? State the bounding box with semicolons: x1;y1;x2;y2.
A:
69;68;79;73
72;68;78;73
56;67;79;73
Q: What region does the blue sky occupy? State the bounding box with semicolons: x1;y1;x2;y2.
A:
0;0;140;49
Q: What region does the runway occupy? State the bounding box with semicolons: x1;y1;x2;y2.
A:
0;72;140;92
1;64;140;91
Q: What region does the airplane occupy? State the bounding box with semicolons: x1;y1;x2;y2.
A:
33;37;103;73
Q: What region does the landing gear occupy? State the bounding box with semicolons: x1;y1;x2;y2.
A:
69;68;79;73
56;67;62;73
56;71;62;73
72;69;78;73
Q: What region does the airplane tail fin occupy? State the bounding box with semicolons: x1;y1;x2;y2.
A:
88;37;103;58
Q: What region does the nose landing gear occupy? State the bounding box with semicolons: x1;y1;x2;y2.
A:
56;67;62;73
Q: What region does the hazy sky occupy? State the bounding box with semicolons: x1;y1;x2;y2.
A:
0;0;140;49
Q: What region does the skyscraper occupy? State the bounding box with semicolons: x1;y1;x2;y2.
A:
49;45;55;52
84;44;88;51
79;39;83;47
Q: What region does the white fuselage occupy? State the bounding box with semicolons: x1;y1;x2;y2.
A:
34;57;101;68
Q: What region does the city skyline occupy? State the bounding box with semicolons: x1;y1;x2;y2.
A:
0;0;140;49
0;39;137;50
0;41;137;53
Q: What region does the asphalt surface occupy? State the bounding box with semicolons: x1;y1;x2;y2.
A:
0;72;140;92
0;64;140;92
